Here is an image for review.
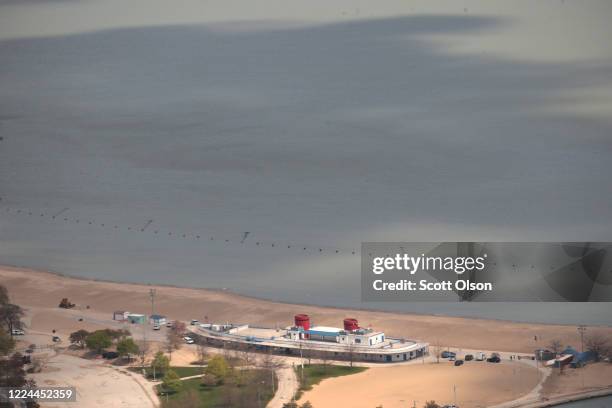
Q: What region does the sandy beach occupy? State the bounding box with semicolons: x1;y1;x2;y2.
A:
2;265;611;353
297;362;612;408
299;362;541;408
3;265;612;408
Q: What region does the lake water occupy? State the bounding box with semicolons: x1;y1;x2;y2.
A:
1;1;611;326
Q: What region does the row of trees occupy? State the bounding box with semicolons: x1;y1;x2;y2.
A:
0;285;25;341
0;284;39;408
160;345;283;408
69;328;140;360
201;352;279;408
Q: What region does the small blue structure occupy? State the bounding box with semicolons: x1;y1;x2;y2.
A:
560;346;597;368
149;314;167;325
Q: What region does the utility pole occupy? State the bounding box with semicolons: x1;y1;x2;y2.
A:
578;325;587;353
299;340;304;382
149;288;157;316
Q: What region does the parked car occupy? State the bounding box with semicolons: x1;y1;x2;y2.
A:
441;351;456;359
464;354;474;361
52;336;61;342
102;351;119;359
454;359;464;366
166;321;174;328
190;319;199;325
487;353;501;363
153;324;160;330
11;329;25;335
183;336;195;344
475;352;486;361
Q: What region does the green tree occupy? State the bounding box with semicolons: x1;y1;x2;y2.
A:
204;355;230;384
162;369;183;394
0;303;25;336
85;331;112;354
0;328;16;355
151;351;170;380
424;401;440;408
117;337;139;360
102;328;130;341
69;329;90;348
301;402;314;408
201;373;218;386
0;352;33;387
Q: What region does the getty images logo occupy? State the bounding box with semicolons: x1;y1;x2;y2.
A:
372;253;488;275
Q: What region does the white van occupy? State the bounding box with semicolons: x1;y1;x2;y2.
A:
476;352;486;361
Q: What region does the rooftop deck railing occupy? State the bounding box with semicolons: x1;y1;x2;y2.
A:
194;326;426;354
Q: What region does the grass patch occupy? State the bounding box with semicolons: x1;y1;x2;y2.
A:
158;369;275;408
158;377;216;407
129;366;205;379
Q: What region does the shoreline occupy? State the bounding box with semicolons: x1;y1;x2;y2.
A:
4;262;611;329
3;265;612;354
3;264;612;408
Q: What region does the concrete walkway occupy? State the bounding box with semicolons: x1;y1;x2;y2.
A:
489;365;551;408
267;365;298;408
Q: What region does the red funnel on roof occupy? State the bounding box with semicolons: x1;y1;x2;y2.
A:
294;314;310;331
343;318;359;331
